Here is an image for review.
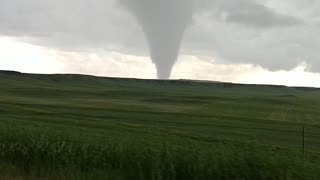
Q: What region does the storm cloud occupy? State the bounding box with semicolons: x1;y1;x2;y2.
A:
0;0;319;76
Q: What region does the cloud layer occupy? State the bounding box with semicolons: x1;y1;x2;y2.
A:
0;0;320;74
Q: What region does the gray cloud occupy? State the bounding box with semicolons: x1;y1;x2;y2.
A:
194;0;301;28
0;0;141;51
0;0;319;75
218;1;300;28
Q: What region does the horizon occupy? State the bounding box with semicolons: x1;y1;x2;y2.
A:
1;69;320;89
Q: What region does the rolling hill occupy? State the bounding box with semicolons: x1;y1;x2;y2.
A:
0;70;320;179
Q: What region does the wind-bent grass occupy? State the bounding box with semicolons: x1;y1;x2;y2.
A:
1;71;320;179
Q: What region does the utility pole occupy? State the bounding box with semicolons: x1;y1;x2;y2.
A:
301;125;306;180
301;125;305;156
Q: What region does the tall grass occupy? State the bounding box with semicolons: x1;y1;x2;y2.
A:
0;124;319;180
1;72;320;179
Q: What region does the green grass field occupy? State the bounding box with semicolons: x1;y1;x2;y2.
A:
0;70;320;179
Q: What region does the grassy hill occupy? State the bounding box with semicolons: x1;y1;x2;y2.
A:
0;70;320;179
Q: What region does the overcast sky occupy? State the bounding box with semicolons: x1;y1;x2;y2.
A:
1;0;320;87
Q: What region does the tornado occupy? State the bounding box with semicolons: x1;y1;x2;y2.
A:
120;0;193;79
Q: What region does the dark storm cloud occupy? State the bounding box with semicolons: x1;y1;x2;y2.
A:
218;1;300;28
193;0;302;28
185;0;320;71
0;0;319;75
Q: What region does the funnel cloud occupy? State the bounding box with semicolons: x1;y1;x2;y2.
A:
120;0;193;79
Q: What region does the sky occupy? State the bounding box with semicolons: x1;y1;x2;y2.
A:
0;0;320;87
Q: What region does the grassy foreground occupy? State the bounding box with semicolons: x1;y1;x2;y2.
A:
0;70;320;179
